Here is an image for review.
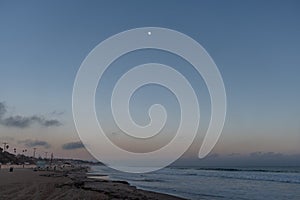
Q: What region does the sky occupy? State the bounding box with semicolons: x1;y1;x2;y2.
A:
0;0;299;166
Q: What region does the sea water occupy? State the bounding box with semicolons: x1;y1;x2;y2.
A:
89;165;300;200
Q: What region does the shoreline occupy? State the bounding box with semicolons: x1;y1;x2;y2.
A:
0;166;187;200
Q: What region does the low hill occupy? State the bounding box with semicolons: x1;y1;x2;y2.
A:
0;148;36;165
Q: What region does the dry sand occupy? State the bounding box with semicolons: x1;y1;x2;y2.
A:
0;168;187;200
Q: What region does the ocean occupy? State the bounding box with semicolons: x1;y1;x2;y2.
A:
89;165;300;200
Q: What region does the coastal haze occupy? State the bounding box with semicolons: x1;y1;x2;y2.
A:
0;0;300;199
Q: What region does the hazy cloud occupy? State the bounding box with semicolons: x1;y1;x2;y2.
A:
228;153;241;157
250;151;284;158
175;152;300;167
50;110;65;116
0;102;6;118
62;141;84;150
19;139;51;149
205;153;220;159
0;102;62;128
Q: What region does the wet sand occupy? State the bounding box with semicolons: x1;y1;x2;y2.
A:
0;168;187;200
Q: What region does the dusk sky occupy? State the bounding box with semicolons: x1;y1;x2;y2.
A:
0;0;299;165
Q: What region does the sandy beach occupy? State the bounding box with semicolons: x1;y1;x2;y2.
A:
0;167;186;200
